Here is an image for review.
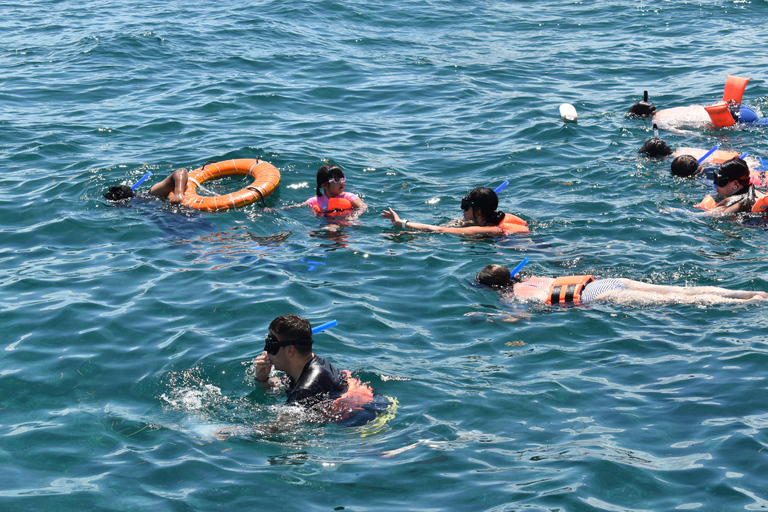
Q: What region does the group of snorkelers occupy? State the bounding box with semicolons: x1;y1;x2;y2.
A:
633;75;768;215
105;74;767;428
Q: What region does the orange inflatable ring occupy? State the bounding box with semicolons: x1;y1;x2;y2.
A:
170;159;280;212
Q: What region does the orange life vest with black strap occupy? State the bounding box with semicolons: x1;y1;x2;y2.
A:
513;275;594;305
547;275;594;305
498;213;529;234
312;197;355;216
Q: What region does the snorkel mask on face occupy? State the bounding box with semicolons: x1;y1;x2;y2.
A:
264;331;313;355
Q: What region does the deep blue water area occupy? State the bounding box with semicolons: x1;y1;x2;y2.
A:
2;1;768;510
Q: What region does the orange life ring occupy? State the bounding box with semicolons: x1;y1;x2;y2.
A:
170;159;280;211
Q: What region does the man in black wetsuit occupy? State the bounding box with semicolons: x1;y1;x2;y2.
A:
252;314;347;405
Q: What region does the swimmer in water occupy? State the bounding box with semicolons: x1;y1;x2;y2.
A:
628;76;768;133
306;164;365;214
638;136;767;183
251;314;388;427
694;157;767;214
104;168;189;204
476;264;767;306
382;186;529;235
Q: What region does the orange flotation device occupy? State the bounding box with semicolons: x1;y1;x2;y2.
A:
704;102;736;128
710;150;739;164
694;195;718;210
170;159;280;212
547;275;594;305
723;75;750;103
752;195;768;213
323;371;375;421
312;197;355;216
498;213;529;234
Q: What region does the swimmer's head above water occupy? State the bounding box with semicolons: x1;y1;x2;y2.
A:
265;314;314;357
104;185;136;201
671;155;702;177
627;91;657;119
639;138;672;158
476;264;519;288
315;164;346;197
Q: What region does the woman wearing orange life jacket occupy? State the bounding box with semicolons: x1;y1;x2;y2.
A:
381;186;529;236
693;157;767;214
476;264;767;305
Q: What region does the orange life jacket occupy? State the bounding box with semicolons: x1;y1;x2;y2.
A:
723;75;750;103
312;197;355;216
513;275;594;305
704;102;736;128
498;213;529;234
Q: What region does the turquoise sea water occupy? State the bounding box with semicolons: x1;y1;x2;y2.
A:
3;1;768;510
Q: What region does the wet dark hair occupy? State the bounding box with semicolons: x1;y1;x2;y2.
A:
104;185;135;201
627;101;657;118
269;314;313;356
718;157;750;187
670;155;700;177
464;187;505;226
639;138;672;158
315;164;345;197
476;264;511;288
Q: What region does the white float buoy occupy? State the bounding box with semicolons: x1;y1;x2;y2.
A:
559;103;578;123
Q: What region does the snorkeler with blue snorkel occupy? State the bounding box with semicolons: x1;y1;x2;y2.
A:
104;167;189;203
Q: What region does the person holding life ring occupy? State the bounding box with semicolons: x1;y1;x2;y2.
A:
382;186;529;236
251;315;388;425
476;263;767;306
104;168;189;204
306;164;365;215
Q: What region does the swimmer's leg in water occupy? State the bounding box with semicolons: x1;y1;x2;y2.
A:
150;168;189;203
595;279;767;303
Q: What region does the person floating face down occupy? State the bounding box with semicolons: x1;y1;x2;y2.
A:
381;186;529;235
627;77;768;131
475;264;767;306
104;168;189;204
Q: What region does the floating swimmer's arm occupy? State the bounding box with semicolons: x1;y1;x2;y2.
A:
381;207;503;234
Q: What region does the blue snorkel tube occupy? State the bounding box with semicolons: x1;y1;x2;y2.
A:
739;152;748;160
494;180;509;194
131;171;152;191
509;257;529;280
312;320;337;334
697;145;719;165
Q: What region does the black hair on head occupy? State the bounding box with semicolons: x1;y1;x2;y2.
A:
465;187;505;225
315;164;344;196
104;185;135;201
476;264;511;288
719;157;750;186
627;100;657;119
639;138;672;158
670;155;700;177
